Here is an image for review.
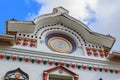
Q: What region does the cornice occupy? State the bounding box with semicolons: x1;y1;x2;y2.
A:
0;47;120;68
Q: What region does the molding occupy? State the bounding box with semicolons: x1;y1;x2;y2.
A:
0;34;15;39
0;34;15;46
0;47;120;68
108;51;120;61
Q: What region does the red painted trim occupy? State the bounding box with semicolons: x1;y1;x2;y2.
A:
44;66;78;76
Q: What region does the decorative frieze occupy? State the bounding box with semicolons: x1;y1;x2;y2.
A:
0;54;119;74
15;37;37;48
34;23;85;46
86;47;105;58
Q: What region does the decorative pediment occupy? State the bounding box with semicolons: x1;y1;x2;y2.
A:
44;66;78;75
43;66;79;80
6;7;115;48
4;68;29;80
5;6;115;57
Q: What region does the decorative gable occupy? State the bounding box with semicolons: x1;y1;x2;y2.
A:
3;6;115;58
43;66;79;80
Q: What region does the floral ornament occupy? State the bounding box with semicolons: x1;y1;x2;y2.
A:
99;68;103;72
19;57;23;62
31;59;35;63
99;50;105;58
104;68;109;73
86;48;92;56
6;56;11;60
12;56;17;61
93;48;98;57
16;37;22;45
82;65;87;70
88;66;92;71
93;67;98;71
115;70;119;74
110;69;113;73
66;64;70;68
43;60;47;65
60;62;65;66
36;59;41;64
30;39;36;48
55;62;59;66
48;61;53;65
94;52;98;57
24;58;29;63
4;68;29;80
0;54;4;59
23;38;29;46
71;64;76;69
0;54;120;74
77;65;81;69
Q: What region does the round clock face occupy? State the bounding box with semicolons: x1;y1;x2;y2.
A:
45;33;76;53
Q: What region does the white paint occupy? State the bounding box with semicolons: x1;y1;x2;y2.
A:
0;59;120;80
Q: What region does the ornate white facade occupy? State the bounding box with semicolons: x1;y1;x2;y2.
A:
0;7;120;80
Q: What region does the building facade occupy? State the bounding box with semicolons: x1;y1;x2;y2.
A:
0;7;120;80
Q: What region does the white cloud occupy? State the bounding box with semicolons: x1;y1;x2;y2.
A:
33;0;120;51
90;0;120;51
35;0;98;22
25;13;37;20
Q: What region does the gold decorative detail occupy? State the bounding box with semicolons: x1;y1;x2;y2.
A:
74;75;79;78
14;73;21;78
48;37;72;53
86;47;91;51
43;71;48;75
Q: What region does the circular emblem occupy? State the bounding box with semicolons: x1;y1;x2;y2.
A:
14;73;21;78
48;37;72;53
45;33;76;53
58;69;63;74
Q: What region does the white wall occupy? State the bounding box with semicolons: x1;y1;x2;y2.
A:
0;59;120;80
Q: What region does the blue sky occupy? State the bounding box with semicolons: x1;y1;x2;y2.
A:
0;0;120;51
0;0;41;34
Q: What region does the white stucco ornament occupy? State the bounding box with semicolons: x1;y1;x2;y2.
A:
45;33;76;53
48;37;72;53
